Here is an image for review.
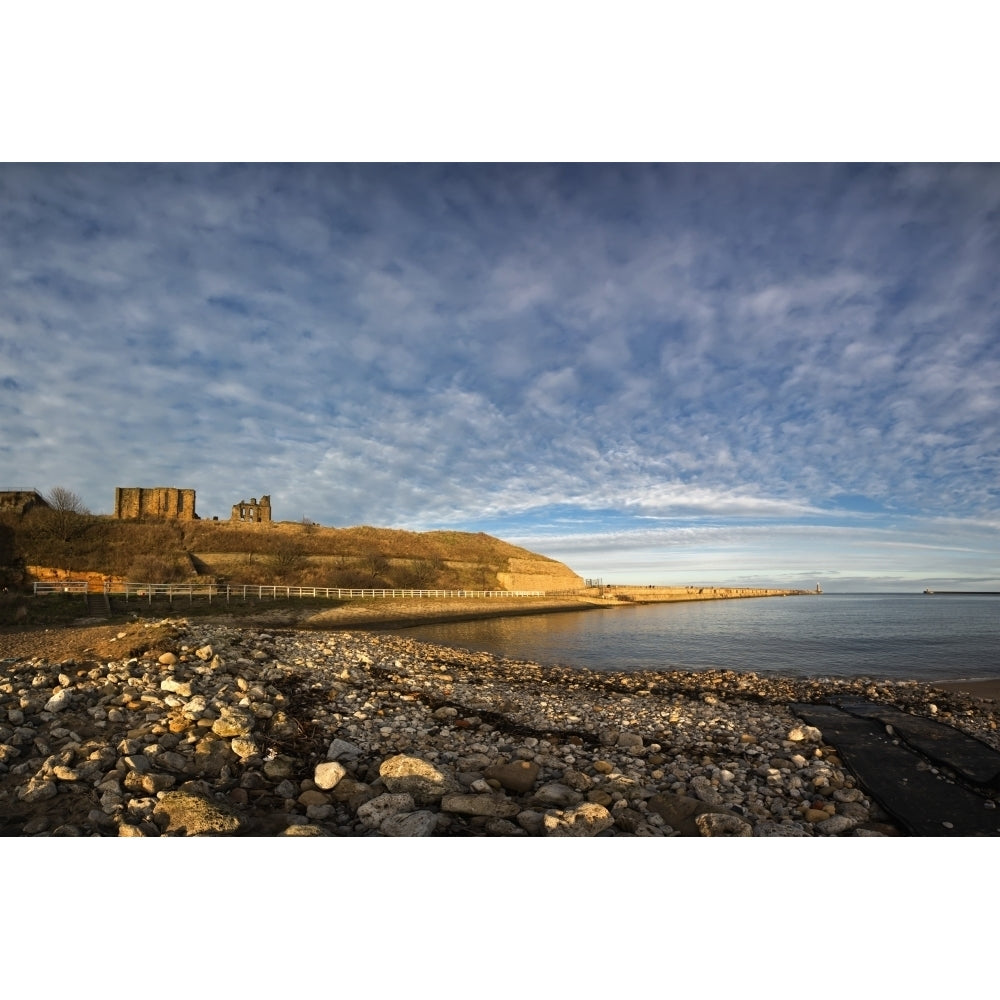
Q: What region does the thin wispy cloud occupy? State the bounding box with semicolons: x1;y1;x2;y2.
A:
2;163;998;589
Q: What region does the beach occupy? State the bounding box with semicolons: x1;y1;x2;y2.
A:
2;602;998;837
932;678;1000;702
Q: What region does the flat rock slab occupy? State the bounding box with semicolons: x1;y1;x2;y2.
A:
830;699;1000;789
790;703;1000;837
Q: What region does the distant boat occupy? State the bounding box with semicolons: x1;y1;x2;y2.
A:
924;588;934;594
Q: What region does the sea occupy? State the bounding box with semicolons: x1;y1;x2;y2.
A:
391;593;1000;683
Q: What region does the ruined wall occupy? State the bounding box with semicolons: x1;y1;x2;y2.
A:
231;494;272;523
0;490;50;516
114;487;198;520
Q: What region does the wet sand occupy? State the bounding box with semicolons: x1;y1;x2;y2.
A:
931;678;1000;702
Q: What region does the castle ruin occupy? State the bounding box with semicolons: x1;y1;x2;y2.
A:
0;489;51;516
114;487;198;520
231;495;272;523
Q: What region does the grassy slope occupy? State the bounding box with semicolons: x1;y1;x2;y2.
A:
4;513;582;591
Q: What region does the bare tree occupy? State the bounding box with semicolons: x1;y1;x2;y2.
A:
46;487;89;515
41;486;91;544
267;538;309;580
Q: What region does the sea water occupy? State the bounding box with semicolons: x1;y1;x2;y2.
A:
391;593;1000;682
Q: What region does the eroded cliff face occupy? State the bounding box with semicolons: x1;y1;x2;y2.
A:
27;566;125;590
496;557;584;593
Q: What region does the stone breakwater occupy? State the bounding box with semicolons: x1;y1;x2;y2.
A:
1;618;998;836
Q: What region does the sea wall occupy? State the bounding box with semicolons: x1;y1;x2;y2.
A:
591;585;809;602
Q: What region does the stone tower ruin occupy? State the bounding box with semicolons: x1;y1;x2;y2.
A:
231;494;272;523
114;487;197;520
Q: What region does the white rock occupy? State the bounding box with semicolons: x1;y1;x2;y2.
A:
357;792;416;830
44;690;71;713
314;760;347;790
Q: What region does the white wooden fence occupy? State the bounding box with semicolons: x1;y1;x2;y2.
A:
32;581;89;594
32;581;546;604
119;583;545;604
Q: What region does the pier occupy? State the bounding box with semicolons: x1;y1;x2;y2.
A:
580;585;812;603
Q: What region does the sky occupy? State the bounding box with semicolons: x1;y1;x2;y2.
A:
2;162;998;591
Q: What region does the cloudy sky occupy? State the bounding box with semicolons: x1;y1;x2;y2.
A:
2;163;998;590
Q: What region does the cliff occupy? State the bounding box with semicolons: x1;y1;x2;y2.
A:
497;557;584;592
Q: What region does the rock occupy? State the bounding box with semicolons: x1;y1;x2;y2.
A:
231;737;260;759
17;777;58;802
543;803;614;837
357;792;416;830
44;689;71;713
560;768;594;792
531;782;584;808
613;807;645;833
380;810;439;836
484;759;540;794
816;814;856;835
788;724;823;742
298;789;330;807
5;616;993;838
379;754;457;803
152;790;243;835
123;771;175;794
314;760;347;790
833;787;864;803
753;821;812;837
646;792;744;837
441;792;521;818
211;707;255;738
327;738;363;761
616;732;644;751
158;652;178;665
263;755;296;780
689;775;723;806
695;812;753;836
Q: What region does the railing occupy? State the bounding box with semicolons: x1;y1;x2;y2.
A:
33;581;89;595
119;583;546;604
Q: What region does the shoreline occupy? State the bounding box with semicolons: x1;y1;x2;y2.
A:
4;595;1000;694
930;678;1000;701
2;614;999;836
2;616;998;837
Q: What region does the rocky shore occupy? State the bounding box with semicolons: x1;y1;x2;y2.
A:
2;616;998;836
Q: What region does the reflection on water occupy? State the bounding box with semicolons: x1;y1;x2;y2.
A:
389;594;1000;681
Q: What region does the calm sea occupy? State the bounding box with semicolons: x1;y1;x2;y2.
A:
390;593;1000;682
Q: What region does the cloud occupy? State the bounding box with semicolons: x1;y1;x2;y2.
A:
1;163;998;585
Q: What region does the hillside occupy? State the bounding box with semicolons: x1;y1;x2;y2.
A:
0;511;584;593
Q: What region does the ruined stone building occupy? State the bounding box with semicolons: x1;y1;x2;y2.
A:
231;495;272;523
0;489;51;516
114;487;198;520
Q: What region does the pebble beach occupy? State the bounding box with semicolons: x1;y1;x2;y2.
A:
2;610;998;837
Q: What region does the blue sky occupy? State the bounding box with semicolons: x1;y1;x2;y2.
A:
2;163;999;590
